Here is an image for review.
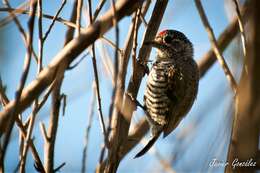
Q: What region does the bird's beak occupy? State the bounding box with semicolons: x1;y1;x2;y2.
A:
144;36;163;49
144;37;165;50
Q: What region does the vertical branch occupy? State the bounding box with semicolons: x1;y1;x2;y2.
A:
104;1;168;172
19;0;44;171
87;0;108;147
111;0;119;88
38;0;43;72
131;8;140;81
96;2;251;171
106;0;120;140
1;1;38;63
81;82;96;173
0;79;47;172
225;0;260;172
97;0;120;166
42;1;76;172
44;80;62;173
194;0;237;93
97;1;152;171
232;0;247;59
76;0;83;35
0;1;37;171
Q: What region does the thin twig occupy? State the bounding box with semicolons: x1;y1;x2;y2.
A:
81;82;96;173
19;74;55;172
194;0;237;93
16;79;55;172
98;1;250;168
0;7;77;30
232;0;248;73
42;0;76;171
53;162;66;172
110;0;119;89
43;0;67;42
99;0;120;165
19;1;44;169
19;1;44;170
0;1;30;27
67;53;89;70
1;1;37;170
38;0;43;72
87;0;108;148
101;36;123;54
44;80;63;172
198;0;250;78
97;2;153;170
76;0;83;35
104;1;167;172
131;8;141;81
139;12;148;27
93;0;107;21
0;0;144;135
40;122;48;141
19;102;38;172
1;1;38;62
98;44;114;84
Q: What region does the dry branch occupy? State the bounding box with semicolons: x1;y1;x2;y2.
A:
81;82;96;173
87;0;108;148
0;0;144;134
43;2;77;172
96;1;151;170
98;1;250;167
0;2;37;172
225;0;260;172
194;0;237;93
104;1;169;172
232;0;247;59
76;0;83;34
0;80;45;173
43;0;67;42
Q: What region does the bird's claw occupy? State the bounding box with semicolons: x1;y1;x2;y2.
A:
126;92;146;111
137;59;150;75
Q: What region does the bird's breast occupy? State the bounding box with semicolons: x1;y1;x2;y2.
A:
144;61;173;126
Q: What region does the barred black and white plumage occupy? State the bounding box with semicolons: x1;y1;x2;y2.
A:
135;30;199;158
144;60;173;126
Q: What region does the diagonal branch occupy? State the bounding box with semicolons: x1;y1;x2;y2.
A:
98;1;250;166
0;1;37;171
43;0;67;42
0;0;144;134
194;0;237;93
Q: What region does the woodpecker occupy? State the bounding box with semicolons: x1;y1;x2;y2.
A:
135;30;199;158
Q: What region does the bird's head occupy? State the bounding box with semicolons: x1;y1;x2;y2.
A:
145;30;193;60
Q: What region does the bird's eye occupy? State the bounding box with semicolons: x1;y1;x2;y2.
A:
164;35;172;44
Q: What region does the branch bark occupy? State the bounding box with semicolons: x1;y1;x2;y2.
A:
0;0;144;134
104;1;169;173
98;1;250;168
225;0;260;172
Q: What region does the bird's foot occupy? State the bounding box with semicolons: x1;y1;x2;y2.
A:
137;59;150;75
126;92;146;112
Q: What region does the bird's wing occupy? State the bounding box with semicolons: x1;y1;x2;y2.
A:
163;64;188;137
163;61;199;137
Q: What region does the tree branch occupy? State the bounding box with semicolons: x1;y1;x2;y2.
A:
0;0;144;134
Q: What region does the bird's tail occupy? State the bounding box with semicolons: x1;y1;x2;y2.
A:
134;134;160;158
